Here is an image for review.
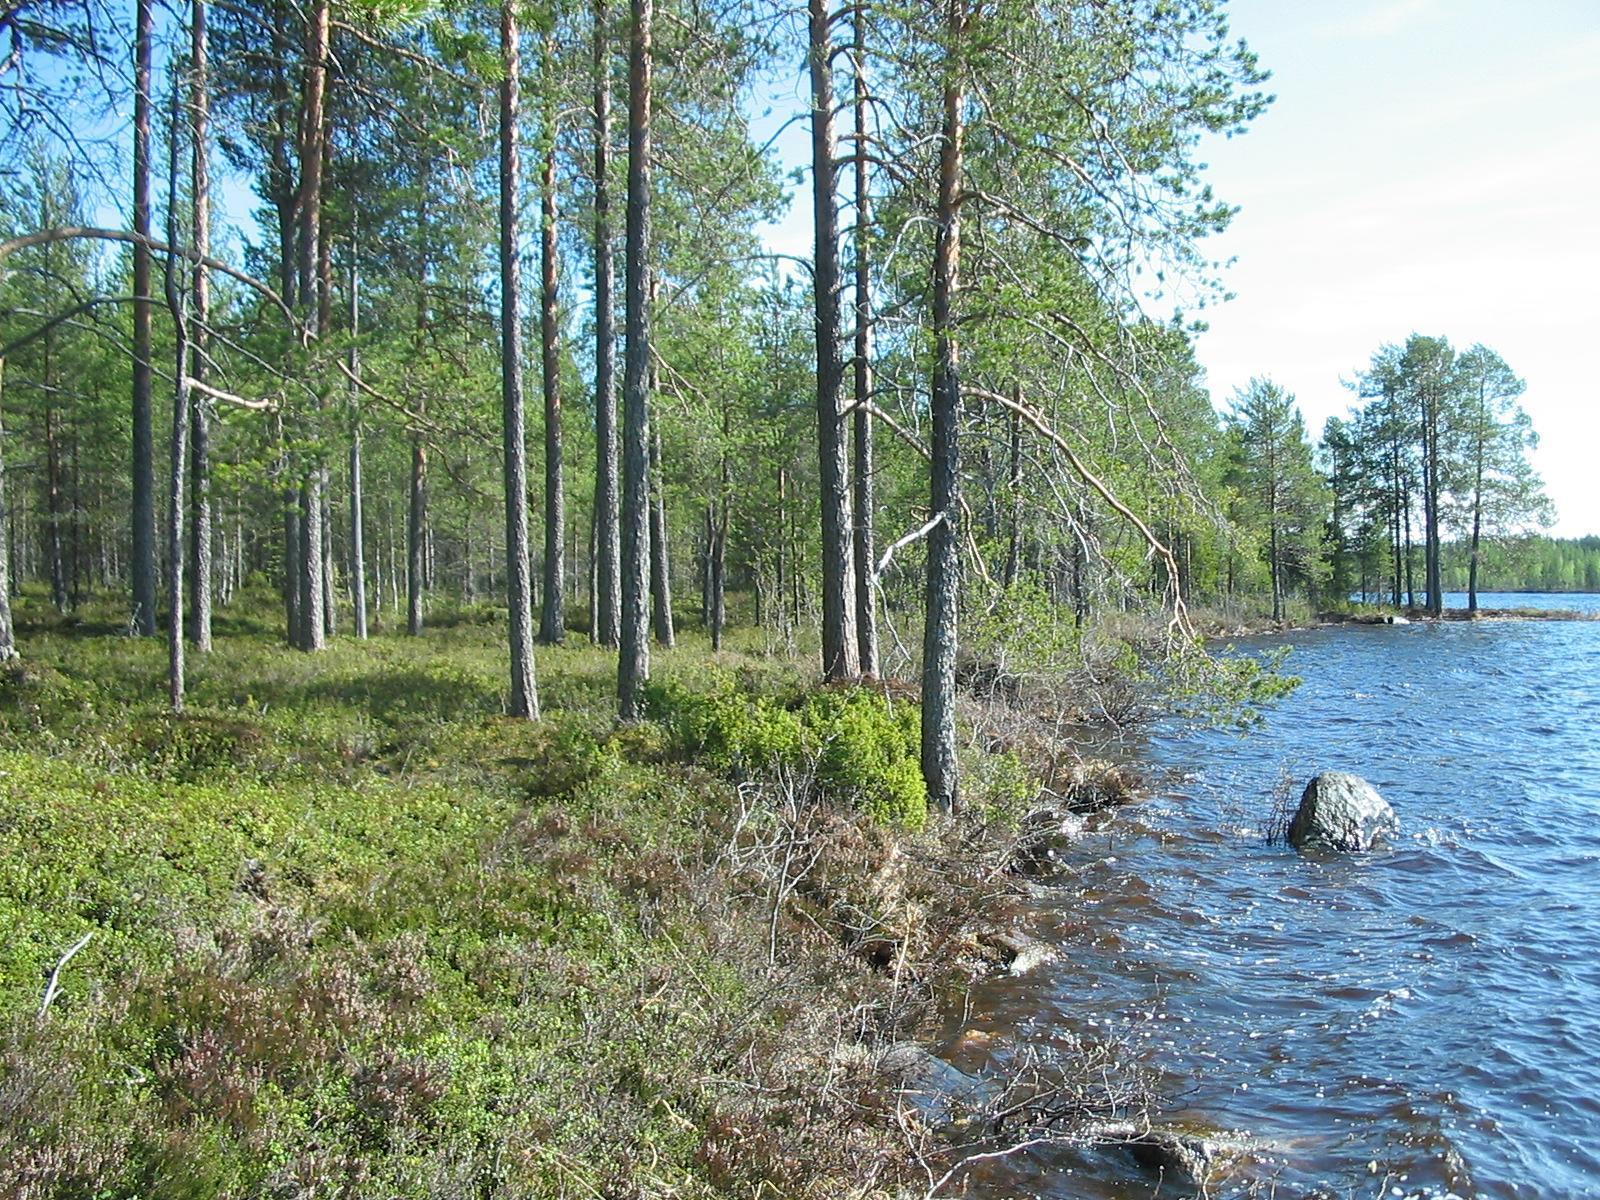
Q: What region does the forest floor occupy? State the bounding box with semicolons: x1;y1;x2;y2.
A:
0;588;1136;1200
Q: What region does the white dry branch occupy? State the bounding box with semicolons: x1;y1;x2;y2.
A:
38;931;93;1017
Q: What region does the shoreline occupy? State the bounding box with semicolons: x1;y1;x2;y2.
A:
1200;604;1599;640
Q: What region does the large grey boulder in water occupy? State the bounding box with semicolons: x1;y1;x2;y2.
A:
1288;772;1398;852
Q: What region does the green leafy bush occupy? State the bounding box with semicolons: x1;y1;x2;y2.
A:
802;690;925;827
652;680;927;827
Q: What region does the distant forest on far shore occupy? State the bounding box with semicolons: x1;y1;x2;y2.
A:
1435;537;1600;594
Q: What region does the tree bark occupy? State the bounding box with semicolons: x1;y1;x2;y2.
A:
188;0;213;651
649;418;674;647
164;67;192;710
618;0;653;719
347;243;368;638
500;0;540;718
592;0;621;648
278;417;301;639
851;6;878;678
0;357;17;662
539;46;566;644
808;0;858;682
711;453;728;652
45;332;67;612
292;0;331;651
408;436;426;635
1425;380;1443;617
1003;404;1021;587
131;0;158;636
1468;390;1485;614
922;0;966;812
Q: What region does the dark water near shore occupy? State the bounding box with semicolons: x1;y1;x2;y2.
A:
945;593;1600;1198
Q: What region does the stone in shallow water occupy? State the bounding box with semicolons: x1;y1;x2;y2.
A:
1288;771;1398;852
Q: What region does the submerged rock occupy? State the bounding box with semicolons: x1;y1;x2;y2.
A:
1288;771;1398;852
877;1043;997;1128
974;926;1060;976
1085;1120;1248;1192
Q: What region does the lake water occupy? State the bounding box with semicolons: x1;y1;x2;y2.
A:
944;593;1600;1198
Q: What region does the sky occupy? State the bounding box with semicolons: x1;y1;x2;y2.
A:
1192;0;1600;537
754;0;1600;536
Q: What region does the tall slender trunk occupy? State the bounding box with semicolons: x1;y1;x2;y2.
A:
809;0;857;681
699;503;712;629
592;0;621;648
500;1;539;718
922;0;966;812
776;465;788;636
131;0;158;635
0;358;17;662
276;416;301;637
69;430;82;607
408;437;426;635
1389;432;1402;607
45;336;67;612
293;0;331;651
711;442;728;651
298;482;325;647
188;0;213;650
164;69;192;710
321;488;336;635
1468;394;1485;614
1003;404;1021;587
539;47;566;644
1425;384;1443;617
1268;481;1283;622
618;0;654;718
851;6;878;678
649;413;674;647
1402;482;1414;609
347;245;368;638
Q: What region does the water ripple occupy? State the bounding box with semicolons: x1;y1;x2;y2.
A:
945;601;1600;1199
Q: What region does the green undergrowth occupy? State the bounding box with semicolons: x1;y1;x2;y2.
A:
648;678;927;828
0;595;1035;1199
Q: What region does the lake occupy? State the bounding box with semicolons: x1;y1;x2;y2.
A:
945;593;1600;1198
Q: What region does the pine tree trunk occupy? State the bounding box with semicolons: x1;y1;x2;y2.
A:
408;437;426;635
0;357;17;662
1003;404;1021;587
347;248;368;639
45;356;67;613
711;472;728;653
808;0;858;682
618;0;654;719
321;488;336;636
851;6;878;678
922;0;966;813
292;0;331;651
131;0;158;636
1425;386;1443;617
776;466;788;636
649;421;675;647
298;484;325;648
278;418;301;640
592;0;621;648
539;56;566;645
1468;406;1485;614
699;503;712;629
164;68;192;710
500;0;540;718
